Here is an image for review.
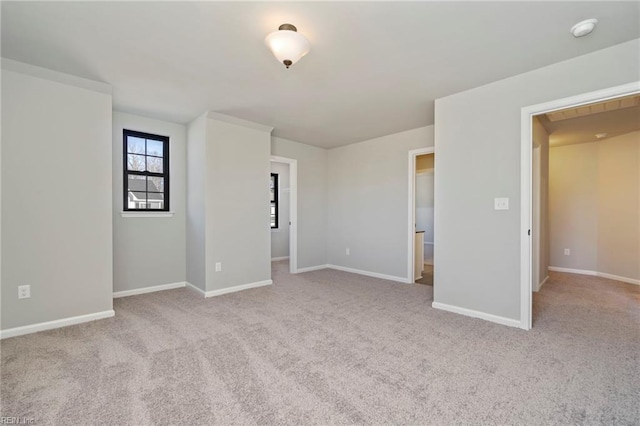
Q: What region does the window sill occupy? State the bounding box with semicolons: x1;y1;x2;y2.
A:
121;211;175;218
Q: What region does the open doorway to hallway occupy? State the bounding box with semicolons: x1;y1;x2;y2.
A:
415;153;435;285
408;147;435;285
530;93;640;325
270;156;298;274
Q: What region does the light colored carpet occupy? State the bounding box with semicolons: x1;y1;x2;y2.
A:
1;262;639;425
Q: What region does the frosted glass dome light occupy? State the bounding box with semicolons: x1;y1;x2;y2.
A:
265;24;310;69
571;19;598;38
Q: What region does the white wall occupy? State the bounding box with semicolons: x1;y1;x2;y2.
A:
434;39;640;321
327;126;434;280
271;137;328;269
112;112;187;293
270;161;290;259
1;62;113;330
549;131;640;282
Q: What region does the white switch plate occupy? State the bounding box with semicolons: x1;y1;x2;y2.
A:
346;248;350;256
564;249;570;256
215;262;222;272
18;285;30;299
494;197;509;210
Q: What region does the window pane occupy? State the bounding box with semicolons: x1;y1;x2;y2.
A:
147;139;164;157
146;156;163;173
270;175;276;202
127;136;145;154
127;175;147;209
127;154;146;172
152;200;165;210
148;176;164;193
146;195;164;210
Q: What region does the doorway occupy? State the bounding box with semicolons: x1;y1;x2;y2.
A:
270;156;298;274
520;81;640;330
408;147;435;284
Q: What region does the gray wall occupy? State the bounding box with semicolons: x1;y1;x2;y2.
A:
270;161;290;259
205;117;272;290
416;157;435;243
596;131;639;280
186;114;273;292
271;137;328;269
549;132;640;281
1;66;113;330
549;142;599;272
434;39;640;321
112;112;186;292
327;126;434;279
532;117;550;290
186;114;207;291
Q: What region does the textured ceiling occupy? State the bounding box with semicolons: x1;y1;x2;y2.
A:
542;98;640;147
2;2;639;148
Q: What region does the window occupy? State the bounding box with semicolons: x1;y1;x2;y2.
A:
270;173;278;228
123;129;169;211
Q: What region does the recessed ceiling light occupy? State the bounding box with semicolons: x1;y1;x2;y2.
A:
595;133;608;139
571;19;598;38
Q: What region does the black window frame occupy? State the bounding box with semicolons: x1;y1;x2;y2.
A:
270;173;279;229
123;129;170;212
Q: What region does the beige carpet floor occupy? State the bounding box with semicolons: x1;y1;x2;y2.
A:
1;262;639;425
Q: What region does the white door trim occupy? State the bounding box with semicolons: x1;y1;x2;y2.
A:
270;156;298;274
520;81;640;330
407;147;435;283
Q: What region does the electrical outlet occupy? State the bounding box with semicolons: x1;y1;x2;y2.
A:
18;285;30;299
564;249;570;256
494;197;509;210
346;248;350;256
215;262;222;272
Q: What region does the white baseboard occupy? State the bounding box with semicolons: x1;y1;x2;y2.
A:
295;264;329;273
186;281;206;296
536;275;549;291
548;266;597;275
548;267;639;285
0;310;115;340
294;263;411;284
326;264;411;284
113;281;186;298
595;272;639;286
431;302;522;329
186;280;273;298
271;256;290;262
205;280;272;297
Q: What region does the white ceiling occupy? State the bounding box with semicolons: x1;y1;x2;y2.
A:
2;1;639;148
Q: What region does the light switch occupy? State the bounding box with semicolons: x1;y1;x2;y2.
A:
494;197;509;210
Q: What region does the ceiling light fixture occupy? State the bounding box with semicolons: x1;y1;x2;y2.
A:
571;19;598;38
595;133;608;139
265;23;310;69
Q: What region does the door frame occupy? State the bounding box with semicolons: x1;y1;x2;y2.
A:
270;155;298;274
519;81;640;330
407;147;435;283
